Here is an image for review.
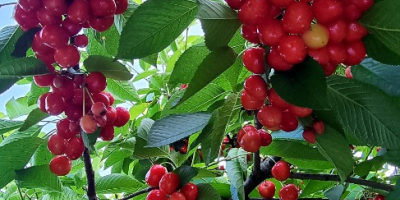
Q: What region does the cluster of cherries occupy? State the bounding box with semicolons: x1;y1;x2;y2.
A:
34;71;130;176
14;0;128;70
145;165;199;200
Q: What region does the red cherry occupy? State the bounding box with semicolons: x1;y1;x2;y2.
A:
88;15;115;32
241;25;260;44
106;107;118;125
345;67;353;79
159;172;180;195
312;0;344;25
146;190;168;200
267;47;294;71
37;8;62;26
272;161;291;181
19;0;42;12
86;72;107;94
327;43;347;65
89;0;116;17
243;47;265;74
42;0;68;16
40;25;69;49
258;180;276;199
91;102;107;116
100;125;115;141
282;2;313;34
35;51;56;65
74;34;89;48
49;156;71;176
327;19;348;44
257;105;283;129
244;75;268;101
303;129;316;144
33;74;56;87
169;192;187;200
51;78;75;101
343;3;363;21
180;183;198;200
344;41;366;66
68;0;91;24
258;19;285;46
45;93;66;115
224;0;244;10
14;5;39;30
115;0;129;14
267;5;283;18
308;47;330;65
145;164;168;187
259;129;272;146
352;0;374;11
278;35;307;64
92;93;111;107
57;119;77;139
65;137;85;160
54;45;80;68
94;115;108;128
344;22;368;43
280;111;298;132
38;92;50;112
240;128;261;152
238;0;270;25
47;134;67;155
268;88;290;109
113;107;130;127
269;0;294;8
65;104;83;122
301;24;330;49
62;18;83;37
288;105;312;117
374;194;385;200
103;92;115;105
80;115;98;134
32;32;55;55
237;125;258;143
279;184;298;200
313;121;325;134
322;63;338;77
241;91;264;110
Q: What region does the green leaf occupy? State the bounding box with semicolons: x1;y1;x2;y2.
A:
363;34;400;65
0;119;24;135
86;30;111;57
196;0;241;50
300;180;336;197
114;2;140;33
271;58;328;109
104;149;132;168
316;126;354;181
107;79;140;102
354;156;385;178
96;174;143;194
129;103;150;120
117;0;198;59
352;58;400;96
27;82;49;106
180;46;236;103
324;185;345;200
0;79;19;94
0;58;48;79
173;165;199;187
387;181;400;200
42;187;84;200
97;25;120;56
360;0;400;56
327;76;400;149
196;183;222;200
31;142;53;166
19;108;49;131
133;69;158;82
11;27;41;58
226;148;245;200
81;129;100;149
6;97;36;119
0;26;23;64
146;112;211;147
84;56;132;80
15;165;62;191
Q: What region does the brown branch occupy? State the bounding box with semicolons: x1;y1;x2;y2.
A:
83;148;98;200
120;187;155;200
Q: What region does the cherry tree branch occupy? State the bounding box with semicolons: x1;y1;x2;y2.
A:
120;187;155;200
83;148;98;200
0;2;17;8
253;111;262;173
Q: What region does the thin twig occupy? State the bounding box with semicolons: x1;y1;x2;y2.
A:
83;148;98;200
0;2;17;8
17;186;24;200
253;112;262;173
120;187;155;200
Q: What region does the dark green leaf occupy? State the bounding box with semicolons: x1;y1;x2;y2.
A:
11;27;41;58
197;183;222;200
300;180;336;197
96;174;143;194
384;149;400;166
107;79;140;102
146;112;211;147
173;165;199;187
0;58;48;79
180;46;236;103
327;76;400;149
387;181;400;200
114;2;139;33
226;148;245;200
15;165;62;191
271;58;328;109
363;34;400;65
324;185;345;200
0;119;24;135
84;56;132;80
81;129;100;149
196;0;241;50
0;79;19;94
354;156;385;178
117;0;198;59
133;119;170;158
141;53;158;66
0;26;23;64
19;108;49;131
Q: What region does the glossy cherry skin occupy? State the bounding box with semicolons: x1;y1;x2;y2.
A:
238;0;270;25
180;183;198;200
241;25;260;44
241;91;264;110
327;43;347;65
145;164;168;187
68;0;91;24
88;15;115;32
344;3;363;21
243;47;265;74
259;129;273;146
352;0;374;11
100;125;115;141
278;35;307;64
86;72;107;94
258;19;285;46
33;74;56;87
267;47;294;71
258;180;276;199
42;0;68;16
113;107;130;127
257;105;283;129
62;18;83;37
374;194;385;200
303;129;316;144
14;5;39;30
106;107;118;125
244;75;268;101
268;88;290;109
91;102;107;116
47;134;68;155
280;112;299;132
240;128;261;152
74;34;89;48
159;172;180;195
345;67;353;79
54;45;80;68
57;119;77;139
327;19;348;44
45;92;66;115
80;115;98;134
312;0;344;25
288;105;312;117
344;22;368;43
313;121;325;134
279;184;299;200
169;192;187;200
224;0;244;10
237;125;258;143
19;0;42;12
282;2;313;34
40;25;69;49
115;0;129;14
65;137;85;160
271;161;291;181
344;41;366;66
323;63;338;77
146;189;168;200
49;156;71;176
89;0;117;17
37;8;62;26
38;93;50;112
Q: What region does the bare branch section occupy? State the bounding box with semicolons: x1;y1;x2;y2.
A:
83;148;98;200
120;187;155;200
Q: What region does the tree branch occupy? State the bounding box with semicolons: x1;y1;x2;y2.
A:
253;112;262;173
83;148;98;200
290;173;395;191
0;2;17;8
120;187;155;200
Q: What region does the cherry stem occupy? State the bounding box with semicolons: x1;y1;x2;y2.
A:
84;87;95;104
83;86;86;114
0;2;17;8
83;148;98;200
119;187;155;200
253;110;263;173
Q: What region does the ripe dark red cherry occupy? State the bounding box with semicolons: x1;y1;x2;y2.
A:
279;184;299;200
54;45;80;68
244;75;268;101
282;2;313;34
344;41;366;66
65;104;83;122
323;63;338;77
169;192;186;200
33;74;56;87
65;137;85;160
327;19;347;44
74;35;89;48
92;93;111;107
257;105;283;129
86;72;107;94
243;47;265;74
225;0;244;10
100;125;115;141
241;91;264;110
241;25;260;44
267;47;294;71
40;25;69;49
180;183;198;200
37;8;62;26
259;129;272;146
49;156;72;176
258;19;285;46
312;0;344;25
68;0;91;24
80;115;98;134
113;107;130;127
280;112;299;132
88;15;115;32
62;18;83;37
14;5;39;30
47;134;67;155
313;121;325;134
42;0;68;16
288;105;312;117
352;0;374;11
19;0;42;12
344;22;368;43
57;119;77;139
159;172;180;195
91;102;107;116
38;92;50;112
374;194;385;200
89;0;117;17
146;190;168;200
271;161;291;181
345;67;353;79
240;128;261;152
115;0;129;14
237;125;258;143
32;32;55;55
145;164;167;187
258;180;276;199
344;3;363;21
327;43;347;65
303;129;316;144
106;107;117;125
238;0;270;25
278;35;307;64
268;88;290;109
308;47;329;65
45;93;66;115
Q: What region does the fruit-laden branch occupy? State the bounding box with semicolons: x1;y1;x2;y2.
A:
120;187;155;200
83;148;98;200
291;173;395;192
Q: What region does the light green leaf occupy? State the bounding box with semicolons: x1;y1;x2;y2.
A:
114;2;140;33
107;79;140;102
6;97;36;119
15;165;62;191
226;148;245;200
197;183;222;200
96;174;143;194
84;56;133;80
42;187;84;200
0;119;24;135
129;103;150;119
19;108;49;131
0;26;23;64
300;180;336;197
133;69;158;82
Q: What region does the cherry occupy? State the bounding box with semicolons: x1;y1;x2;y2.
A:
302;24;329;49
62;18;83;37
258;180;276;199
51;79;75;101
89;0;116;17
37;8;62;26
145;164;167;187
240;128;261;152
352;0;374;11
237;125;258;143
344;41;366;66
68;0;91;24
52;76;66;89
113;107;130;127
308;47;330;65
269;0;293;8
312;0;344;25
86;72;107;94
267;47;294;71
106;107;118;125
40;25;69;49
42;0;68;16
288;105;312;117
38;92;50;112
327;43;347;65
32;32;55;55
224;0;244;10
100;125;115;141
344;22;368;43
282;2;313;34
103;92;115;105
374;194;385;200
33;74;55;87
65;137;85;160
180;183;198;200
259;129;272;146
54;45;80;68
272;161;291;181
238;0;270;25
241;91;264;110
80;115;98;134
88;15;115;32
244;75;268;101
170;192;187;200
91;102;107;116
280;112;298;132
49;155;71;176
14;5;39;30
279;184;298;200
278;35;307;64
92;93;111;107
323;63;338;76
343;3;363;21
327;19;347;44
57;119;75;139
242;47;265;74
159;172;180;195
65;104;83;122
313;121;325;135
47;134;67;155
268;88;290;109
345;66;353;79
241;25;260;44
94;115;108;127
257;105;283;129
146;189;168;200
19;0;42;12
46;93;66;115
258;19;285;46
36;51;56;65
114;0;129;14
303;129;316;144
74;35;89;48
267;5;283;19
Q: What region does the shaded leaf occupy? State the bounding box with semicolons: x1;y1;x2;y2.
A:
0;119;24;135
84;56;132;80
387;181;400;200
0;58;48;79
197;183;222;200
300;180;336;197
15;165;62;191
11;27;41;58
173;165;199;187
19;108;49;131
226;148;245;200
324;185;345;200
0;26;23;64
363;34;400;65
